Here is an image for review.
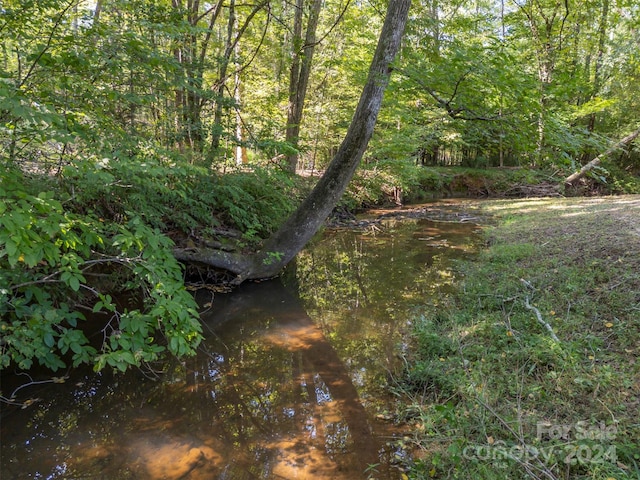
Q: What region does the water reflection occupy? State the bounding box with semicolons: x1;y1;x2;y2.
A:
1;202;482;479
193;282;389;478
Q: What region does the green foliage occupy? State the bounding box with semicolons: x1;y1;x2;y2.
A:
262;251;284;266
384;0;640;176
0;169;202;373
0;119;300;374
209;167;300;240
60;150;299;242
599;160;640;194
342;161;445;209
342;163;557;210
402;316;461;399
3;0;640;183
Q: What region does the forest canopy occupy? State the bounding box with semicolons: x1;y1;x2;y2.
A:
3;0;639;171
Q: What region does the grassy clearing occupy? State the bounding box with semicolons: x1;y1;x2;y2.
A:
399;195;640;480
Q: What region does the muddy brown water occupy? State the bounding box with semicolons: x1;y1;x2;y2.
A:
1;201;483;479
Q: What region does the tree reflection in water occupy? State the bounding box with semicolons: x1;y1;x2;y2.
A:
1;204;481;479
0;280;401;480
191;280;390;479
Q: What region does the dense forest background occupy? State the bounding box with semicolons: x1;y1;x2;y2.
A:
1;0;640;372
3;0;640;173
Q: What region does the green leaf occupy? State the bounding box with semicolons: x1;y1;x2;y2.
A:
69;275;80;292
120;351;136;365
43;332;55;348
169;336;179;353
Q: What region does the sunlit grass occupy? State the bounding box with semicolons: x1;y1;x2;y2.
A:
399;195;640;480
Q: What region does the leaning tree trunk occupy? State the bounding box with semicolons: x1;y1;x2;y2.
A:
565;126;640;186
174;0;412;283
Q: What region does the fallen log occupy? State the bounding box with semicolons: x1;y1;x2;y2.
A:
564;126;640;186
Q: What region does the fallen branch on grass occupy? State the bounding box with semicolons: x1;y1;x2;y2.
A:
524;296;561;343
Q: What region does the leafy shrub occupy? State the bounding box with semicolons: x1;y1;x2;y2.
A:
341;160;447;209
61;151;300;242
599;160;640;194
0;169;202;372
209;167;300;240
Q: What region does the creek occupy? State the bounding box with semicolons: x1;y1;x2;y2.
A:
0;200;483;479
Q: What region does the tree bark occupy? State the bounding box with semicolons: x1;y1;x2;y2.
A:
174;0;412;283
209;0;237;157
586;0;609;134
564;126;640;186
517;0;567;165
208;0;268;162
285;0;323;173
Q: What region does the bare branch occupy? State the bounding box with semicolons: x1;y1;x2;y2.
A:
303;0;353;51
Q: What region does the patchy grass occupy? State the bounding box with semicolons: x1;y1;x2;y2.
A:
399;195;640;480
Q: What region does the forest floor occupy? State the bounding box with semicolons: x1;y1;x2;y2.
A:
399;194;640;480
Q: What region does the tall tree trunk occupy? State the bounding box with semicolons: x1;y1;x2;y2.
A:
285;0;324;173
586;0;609;133
210;0;237;159
428;0;440;56
518;0;567;165
234;40;248;165
174;0;412;283
93;0;102;24
172;0;224;157
535;40;554;165
184;1;204;154
285;0;304;167
174;45;185;152
499;0;505;168
208;0;266;163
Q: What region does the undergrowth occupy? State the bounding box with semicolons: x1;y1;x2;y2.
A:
343;162;560;210
397;196;640;480
61;148;300;242
0;168;203;375
1;148;301;377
